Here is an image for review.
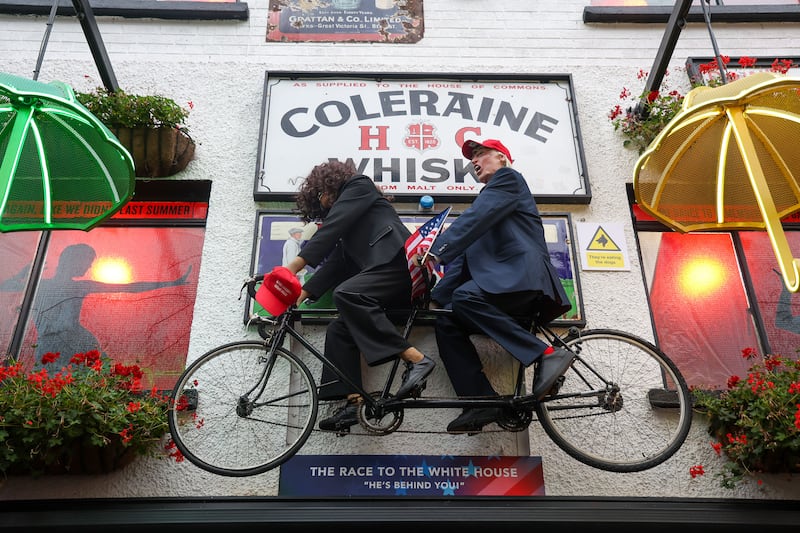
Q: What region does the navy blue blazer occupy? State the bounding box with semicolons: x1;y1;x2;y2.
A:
299;175;411;299
430;167;570;324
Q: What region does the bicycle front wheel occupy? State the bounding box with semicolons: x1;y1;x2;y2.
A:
168;342;317;477
535;329;692;473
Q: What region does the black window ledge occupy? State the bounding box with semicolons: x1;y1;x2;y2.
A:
0;0;249;20
584;5;800;24
2;496;800;531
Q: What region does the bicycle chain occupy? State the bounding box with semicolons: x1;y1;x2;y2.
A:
249;393;610;438
315;425;511;437
313;396;539;437
251;404;608;438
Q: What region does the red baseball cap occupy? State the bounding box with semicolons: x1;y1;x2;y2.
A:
461;139;514;164
255;266;302;316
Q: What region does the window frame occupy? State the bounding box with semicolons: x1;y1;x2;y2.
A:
248;209;587;327
685;55;800;84
627;183;800;388
0;180;211;391
0;0;249;20
584;3;800;24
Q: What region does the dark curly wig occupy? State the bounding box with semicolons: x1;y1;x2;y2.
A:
295;160;357;222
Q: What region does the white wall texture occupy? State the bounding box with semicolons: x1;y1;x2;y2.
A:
0;0;799;500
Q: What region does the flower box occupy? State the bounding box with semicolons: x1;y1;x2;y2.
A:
0;350;169;477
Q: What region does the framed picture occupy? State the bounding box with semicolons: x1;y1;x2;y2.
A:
543;213;585;326
246;210;585;327
266;0;424;43
254;71;591;205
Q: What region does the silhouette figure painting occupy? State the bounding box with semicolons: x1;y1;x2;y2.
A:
774;267;800;335
1;243;191;371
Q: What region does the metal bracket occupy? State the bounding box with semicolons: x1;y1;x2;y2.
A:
71;0;119;92
634;0;693;120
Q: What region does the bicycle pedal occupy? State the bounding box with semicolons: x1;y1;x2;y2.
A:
334;426;352;437
410;381;427;398
547;375;566;397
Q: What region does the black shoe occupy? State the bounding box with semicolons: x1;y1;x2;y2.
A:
318;403;358;433
447;408;504;435
532;347;575;400
395;355;436;399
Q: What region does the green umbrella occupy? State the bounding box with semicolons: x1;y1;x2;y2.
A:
0;72;134;232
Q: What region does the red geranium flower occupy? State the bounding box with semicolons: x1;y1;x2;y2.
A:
738;56;757;68
711;442;722;456
40;352;60;365
741;347;757;360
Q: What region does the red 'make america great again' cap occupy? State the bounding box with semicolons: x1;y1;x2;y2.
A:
461;139;514;164
255;266;302;316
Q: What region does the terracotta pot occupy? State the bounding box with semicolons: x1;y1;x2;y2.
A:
111;126;195;178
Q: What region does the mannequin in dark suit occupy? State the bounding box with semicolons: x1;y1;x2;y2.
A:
285;160;435;432
426;139;572;434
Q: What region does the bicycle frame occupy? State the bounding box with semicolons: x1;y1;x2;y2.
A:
253;305;615;418
170;284;693;475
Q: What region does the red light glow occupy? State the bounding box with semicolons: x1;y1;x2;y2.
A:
91;257;133;284
679;257;726;298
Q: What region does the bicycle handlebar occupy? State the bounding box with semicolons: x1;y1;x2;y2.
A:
242;274;265;301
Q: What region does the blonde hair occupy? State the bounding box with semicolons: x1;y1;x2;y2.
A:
496;150;511;168
474;146;511;167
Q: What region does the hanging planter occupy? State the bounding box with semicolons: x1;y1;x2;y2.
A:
76;87;195;178
111;126;195;178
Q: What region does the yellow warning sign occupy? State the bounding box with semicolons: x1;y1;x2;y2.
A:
585;252;626;268
577;222;630;271
587;226;621;252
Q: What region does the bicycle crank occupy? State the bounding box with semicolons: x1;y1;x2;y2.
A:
358;391;404;435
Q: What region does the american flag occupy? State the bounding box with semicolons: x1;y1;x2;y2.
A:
405;207;451;302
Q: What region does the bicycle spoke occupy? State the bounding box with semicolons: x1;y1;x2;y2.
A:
168;343;317;477
536;329;692;472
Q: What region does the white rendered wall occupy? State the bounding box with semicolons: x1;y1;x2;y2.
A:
0;0;798;500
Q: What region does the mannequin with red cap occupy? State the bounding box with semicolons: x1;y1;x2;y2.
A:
284;160;436;434
424;138;573;434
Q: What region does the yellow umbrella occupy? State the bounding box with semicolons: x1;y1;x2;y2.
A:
634;72;800;291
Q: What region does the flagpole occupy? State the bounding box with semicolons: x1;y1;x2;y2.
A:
419;206;451;266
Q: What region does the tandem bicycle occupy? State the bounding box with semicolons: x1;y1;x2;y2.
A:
167;276;693;477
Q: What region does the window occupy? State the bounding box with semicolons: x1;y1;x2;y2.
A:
0;1;249;20
0;181;210;391
591;1;800;5
585;1;800;23
631;188;800;389
638;230;758;388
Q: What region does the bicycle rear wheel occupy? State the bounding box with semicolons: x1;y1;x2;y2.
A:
535;329;692;472
168;342;317;477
